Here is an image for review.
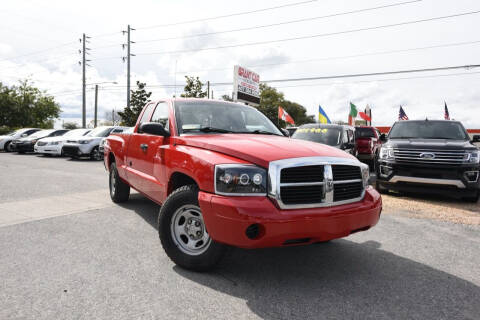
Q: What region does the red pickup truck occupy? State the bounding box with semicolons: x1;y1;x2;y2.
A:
104;99;382;271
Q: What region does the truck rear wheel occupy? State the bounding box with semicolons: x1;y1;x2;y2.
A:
158;185;226;271
109;162;130;203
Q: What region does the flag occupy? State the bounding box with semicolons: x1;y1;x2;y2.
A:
399;106;409;120
358;111;371;122
444;102;450;120
278;106;295;125
318;105;331;124
348;102;358;125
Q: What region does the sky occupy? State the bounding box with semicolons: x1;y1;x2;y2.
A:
1;0;480;128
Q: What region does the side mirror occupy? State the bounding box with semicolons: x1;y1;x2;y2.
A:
138;122;170;137
379;133;387;142
472;135;480;143
281;128;290;137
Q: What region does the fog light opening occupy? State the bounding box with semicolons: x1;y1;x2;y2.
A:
379;165;392;177
245;224;262;240
464;171;479;183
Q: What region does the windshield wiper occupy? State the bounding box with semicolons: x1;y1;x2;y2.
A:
183;127;234;134
238;130;283;136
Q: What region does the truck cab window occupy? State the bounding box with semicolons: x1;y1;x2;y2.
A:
139;103;156;124
151;102;169;131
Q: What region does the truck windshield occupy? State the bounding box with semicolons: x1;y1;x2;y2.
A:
389;121;469;140
175;101;283;136
355;127;375;138
292;127;342;146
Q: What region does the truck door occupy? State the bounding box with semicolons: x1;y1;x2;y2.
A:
141;102;170;201
125;102;170;200
125;102;157;190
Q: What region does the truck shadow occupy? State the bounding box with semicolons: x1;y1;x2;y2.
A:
173;240;480;319
116;193;480;319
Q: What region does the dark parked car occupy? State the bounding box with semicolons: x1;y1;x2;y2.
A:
12;129;69;153
376;120;480;202
291;124;357;156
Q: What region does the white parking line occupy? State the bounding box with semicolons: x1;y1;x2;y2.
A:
0;189;114;227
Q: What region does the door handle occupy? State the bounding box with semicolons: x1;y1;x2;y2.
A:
140;143;148;151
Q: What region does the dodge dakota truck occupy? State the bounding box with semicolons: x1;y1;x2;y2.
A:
104;99;382;271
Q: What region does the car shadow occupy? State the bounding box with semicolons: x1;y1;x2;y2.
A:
117;193;480;319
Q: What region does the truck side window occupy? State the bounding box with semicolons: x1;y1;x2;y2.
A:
151;102;169;131
139;103;156;124
342;130;349;144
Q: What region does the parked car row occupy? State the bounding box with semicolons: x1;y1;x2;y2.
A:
0;126;130;160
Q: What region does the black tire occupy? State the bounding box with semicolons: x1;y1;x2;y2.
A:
4;141;12;152
109;162;130;203
158;185;227;271
90;146;102;161
463;190;479;203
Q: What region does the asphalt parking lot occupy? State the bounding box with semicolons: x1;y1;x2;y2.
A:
0;153;479;320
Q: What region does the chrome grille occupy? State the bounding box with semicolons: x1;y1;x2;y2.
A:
393;148;468;164
269;157;366;209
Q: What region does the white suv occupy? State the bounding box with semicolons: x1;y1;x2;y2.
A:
34;128;91;156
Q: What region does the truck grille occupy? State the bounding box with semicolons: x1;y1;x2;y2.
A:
393;148;468;165
270;158;366;209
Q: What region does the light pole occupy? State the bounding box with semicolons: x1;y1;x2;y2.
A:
86;81;117;127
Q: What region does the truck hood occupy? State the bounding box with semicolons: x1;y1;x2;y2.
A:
175;134;356;168
386;138;475;150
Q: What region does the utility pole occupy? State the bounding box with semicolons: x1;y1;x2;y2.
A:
82;33;86;128
79;34;90;128
123;25;135;108
112;109;115;125
94;85;98;128
207;81;210;99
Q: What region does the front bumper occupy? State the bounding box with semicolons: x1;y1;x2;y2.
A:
34;144;62;155
376;160;480;195
357;153;375;161
198;187;382;249
15;143;35;153
62;144;93;157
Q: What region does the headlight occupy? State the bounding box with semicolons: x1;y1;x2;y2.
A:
360;164;370;188
215;164;267;196
78;140;90;144
379;146;394;160
465;150;479;164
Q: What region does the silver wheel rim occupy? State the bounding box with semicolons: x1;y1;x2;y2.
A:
170;205;211;256
93;148;101;160
110;170;116;196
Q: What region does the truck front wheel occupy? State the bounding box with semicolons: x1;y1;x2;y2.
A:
158;185;226;271
109;162;130;203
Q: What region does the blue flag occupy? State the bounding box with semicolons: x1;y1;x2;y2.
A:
318;105;331;124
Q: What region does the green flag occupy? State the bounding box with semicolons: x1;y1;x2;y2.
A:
349;102;358;118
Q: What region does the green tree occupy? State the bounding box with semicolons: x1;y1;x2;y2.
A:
63;121;79;129
118;81;152;126
257;83;314;128
181;76;207;98
0;80;60;129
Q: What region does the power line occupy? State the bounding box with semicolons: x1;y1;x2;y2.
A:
0;41;77;62
175;39;480;74
205;64;480;86
135;9;480;56
137;0;319;30
135;0;421;43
